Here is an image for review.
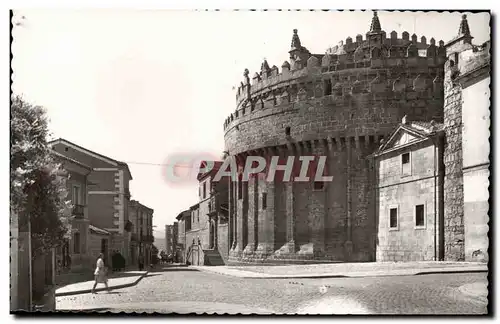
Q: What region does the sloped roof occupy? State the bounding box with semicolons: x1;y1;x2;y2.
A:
197;160;224;181
175;209;191;220
374;118;444;156
48;138;133;180
89;224;111;236
51;150;92;170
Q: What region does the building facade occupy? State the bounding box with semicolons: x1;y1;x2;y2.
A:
52;151;93;272
165;225;174;255
129;200;154;266
373;119;445;261
175;210;191;263
220;13;488;264
223;12;446;264
49;138;134;266
442;17;490;262
180;162;229;265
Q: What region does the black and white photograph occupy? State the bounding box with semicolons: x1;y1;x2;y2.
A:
8;3;492;316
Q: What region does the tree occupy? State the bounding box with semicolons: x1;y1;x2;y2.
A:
10;95;72;257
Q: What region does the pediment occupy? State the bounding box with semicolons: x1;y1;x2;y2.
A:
379;125;428;152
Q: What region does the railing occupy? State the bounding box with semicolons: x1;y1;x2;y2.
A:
140;235;154;243
72;205;84;219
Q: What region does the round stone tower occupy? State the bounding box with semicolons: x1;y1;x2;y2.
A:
223;12;447;264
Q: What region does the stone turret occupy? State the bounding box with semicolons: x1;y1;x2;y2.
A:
366;11;387;47
223;11;467;265
458;14;472;43
369;11;382;33
445;14;474;54
289;29;311;67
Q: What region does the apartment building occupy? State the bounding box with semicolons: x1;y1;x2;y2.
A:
129;200;154;266
49;138;133;265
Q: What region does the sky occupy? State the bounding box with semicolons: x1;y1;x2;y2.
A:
11;10;490;237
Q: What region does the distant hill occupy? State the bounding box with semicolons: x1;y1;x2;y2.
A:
154;236;166;252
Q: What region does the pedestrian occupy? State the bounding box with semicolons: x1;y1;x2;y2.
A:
138;254;144;271
91;253;110;294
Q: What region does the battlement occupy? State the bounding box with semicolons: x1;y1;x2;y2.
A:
226;12;448;132
234;35;446;105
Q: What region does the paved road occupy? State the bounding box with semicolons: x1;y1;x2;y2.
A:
56;267;488;314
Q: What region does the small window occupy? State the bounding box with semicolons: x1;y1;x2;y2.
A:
72;185;81;205
323;79;332;96
73;232;80;254
203;182;206;199
100;238;107;254
415;204;425;227
389;208;398;229
313;182;324;191
401;152;411;176
285;127;291;136
262;192;267;209
238;179;242;200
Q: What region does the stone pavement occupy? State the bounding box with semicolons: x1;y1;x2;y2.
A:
192;261;488;279
55;271;148;297
60;301;275;314
56;269;487;314
458;282;488;304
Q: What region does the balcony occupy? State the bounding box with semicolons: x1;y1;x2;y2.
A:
72;205;85;219
142;235;154;243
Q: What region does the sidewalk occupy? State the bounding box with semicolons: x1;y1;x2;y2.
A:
55;271;148;297
192;261;488;279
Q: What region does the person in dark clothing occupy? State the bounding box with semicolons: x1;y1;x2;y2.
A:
138;254;144;271
112;251;126;271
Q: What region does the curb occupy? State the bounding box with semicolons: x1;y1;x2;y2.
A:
195;267;487;279
55;271;149;297
415;269;488;276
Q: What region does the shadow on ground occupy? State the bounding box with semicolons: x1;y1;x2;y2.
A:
159;268;200;272
57;308;114;313
56;270;150;290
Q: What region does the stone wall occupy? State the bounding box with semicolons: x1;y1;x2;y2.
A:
227;137;382;263
223;26;445;264
225;94;444;157
217;223;229;263
443;61;465;261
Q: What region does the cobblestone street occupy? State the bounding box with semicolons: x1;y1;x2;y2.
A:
56;267;488;314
